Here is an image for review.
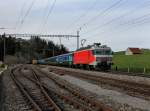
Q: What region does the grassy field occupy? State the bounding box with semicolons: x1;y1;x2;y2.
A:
0;67;3;72
0;67;3;71
0;64;5;71
112;50;150;73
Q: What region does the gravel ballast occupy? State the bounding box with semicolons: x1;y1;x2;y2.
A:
0;72;3;110
47;65;150;86
41;66;150;111
0;68;30;111
61;75;150;111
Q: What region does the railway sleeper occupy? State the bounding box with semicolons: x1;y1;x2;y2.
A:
49;74;111;110
34;68;113;111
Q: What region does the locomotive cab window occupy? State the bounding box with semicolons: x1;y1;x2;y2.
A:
105;50;111;55
93;49;111;55
93;50;102;55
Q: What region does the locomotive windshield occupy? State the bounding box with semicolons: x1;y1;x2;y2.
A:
93;49;112;55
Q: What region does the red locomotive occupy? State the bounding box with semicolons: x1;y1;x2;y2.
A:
73;43;113;70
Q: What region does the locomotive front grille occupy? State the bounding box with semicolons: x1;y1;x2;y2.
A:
96;57;112;61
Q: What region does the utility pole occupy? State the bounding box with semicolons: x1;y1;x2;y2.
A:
59;37;62;54
1;33;6;63
0;27;13;63
4;35;5;63
77;30;80;50
53;46;55;56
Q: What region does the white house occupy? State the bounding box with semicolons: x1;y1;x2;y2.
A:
125;48;141;55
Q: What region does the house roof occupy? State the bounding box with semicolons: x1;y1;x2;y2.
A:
128;48;141;54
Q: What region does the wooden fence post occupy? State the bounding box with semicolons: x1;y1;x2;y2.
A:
115;66;118;71
128;67;130;73
143;67;146;74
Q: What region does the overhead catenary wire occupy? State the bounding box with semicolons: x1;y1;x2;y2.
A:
105;12;150;33
40;0;57;33
66;0;99;30
119;13;150;26
129;17;150;27
115;13;150;32
83;12;150;41
37;0;52;33
78;0;124;30
81;1;150;36
19;0;36;29
69;0;124;35
14;0;27;30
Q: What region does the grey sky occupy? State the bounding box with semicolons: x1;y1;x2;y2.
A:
0;0;150;51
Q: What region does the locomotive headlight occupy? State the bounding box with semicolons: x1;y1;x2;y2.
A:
96;57;101;61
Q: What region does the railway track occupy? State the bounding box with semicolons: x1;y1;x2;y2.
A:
30;66;113;111
48;67;150;98
11;65;113;111
25;69;95;111
38;65;150;78
110;71;150;78
10;67;62;111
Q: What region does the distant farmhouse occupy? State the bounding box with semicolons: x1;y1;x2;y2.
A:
125;48;142;55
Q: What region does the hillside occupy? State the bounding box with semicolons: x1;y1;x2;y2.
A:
112;49;150;73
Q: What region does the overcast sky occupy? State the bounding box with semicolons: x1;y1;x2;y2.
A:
0;0;150;51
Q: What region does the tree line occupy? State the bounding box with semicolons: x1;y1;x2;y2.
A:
0;34;69;62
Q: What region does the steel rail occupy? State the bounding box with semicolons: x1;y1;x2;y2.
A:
34;67;113;111
31;68;95;111
21;67;94;111
10;68;42;111
51;68;150;97
31;69;62;111
11;67;62;111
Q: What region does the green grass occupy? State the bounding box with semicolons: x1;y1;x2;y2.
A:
0;64;5;71
112;50;150;73
0;67;3;72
